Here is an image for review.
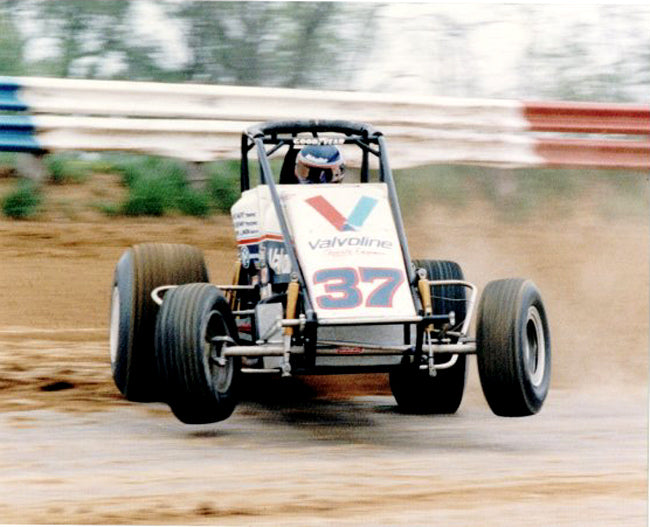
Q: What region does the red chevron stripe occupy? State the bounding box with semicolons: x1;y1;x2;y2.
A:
305;195;348;231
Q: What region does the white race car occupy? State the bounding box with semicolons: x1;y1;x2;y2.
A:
109;120;551;424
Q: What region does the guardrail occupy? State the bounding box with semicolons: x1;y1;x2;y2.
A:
1;76;648;170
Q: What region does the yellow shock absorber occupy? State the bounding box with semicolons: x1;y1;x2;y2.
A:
228;259;241;310
284;280;300;336
418;277;434;331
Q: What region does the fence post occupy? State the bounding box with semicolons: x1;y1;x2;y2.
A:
15;153;48;183
185;161;209;190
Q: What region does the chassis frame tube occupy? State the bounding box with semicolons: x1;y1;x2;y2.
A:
427;279;478;336
377;134;415;285
253;135;316;321
220;341;476;358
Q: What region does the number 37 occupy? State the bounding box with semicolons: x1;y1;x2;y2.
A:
313;267;404;309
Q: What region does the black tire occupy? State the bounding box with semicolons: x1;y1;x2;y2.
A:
155;283;240;424
109;243;208;402
476;279;551;417
389;260;468;414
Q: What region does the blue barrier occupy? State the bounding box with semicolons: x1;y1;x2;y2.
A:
0;80;43;153
0;77;27;112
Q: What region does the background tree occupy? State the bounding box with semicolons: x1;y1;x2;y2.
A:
1;1;648;102
0;2;25;75
9;1;174;80
2;0;378;89
171;2;376;88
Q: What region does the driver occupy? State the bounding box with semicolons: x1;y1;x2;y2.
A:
294;145;345;184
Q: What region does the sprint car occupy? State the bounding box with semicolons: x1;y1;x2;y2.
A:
109;120;551;424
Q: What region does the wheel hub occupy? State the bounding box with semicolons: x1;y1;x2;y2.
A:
524;305;546;387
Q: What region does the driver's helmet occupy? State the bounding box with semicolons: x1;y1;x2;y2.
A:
294;145;345;184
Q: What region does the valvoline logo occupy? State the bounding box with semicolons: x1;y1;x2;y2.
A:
306;195;378;232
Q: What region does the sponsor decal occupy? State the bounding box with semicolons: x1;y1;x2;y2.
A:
306;195;378;232
307;236;392;250
294;137;345;146
239;245;251;268
267;244;291;275
336;346;364;355
305;195;391;252
232;210;260;240
313;267;404;309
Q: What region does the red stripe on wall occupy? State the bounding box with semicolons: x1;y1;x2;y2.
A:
535;137;650;169
524;101;650;135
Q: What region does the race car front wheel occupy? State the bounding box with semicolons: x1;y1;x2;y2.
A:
476;278;551;416
389;259;468;414
155;283;240;424
109;243;208;402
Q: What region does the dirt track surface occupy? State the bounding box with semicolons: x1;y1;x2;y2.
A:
1;389;646;525
0;193;648;524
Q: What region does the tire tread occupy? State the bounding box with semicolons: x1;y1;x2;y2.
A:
110;243;208;402
477;278;550;417
155;283;239;424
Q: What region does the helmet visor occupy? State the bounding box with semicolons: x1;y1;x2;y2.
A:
296;161;344;184
306;166;334;183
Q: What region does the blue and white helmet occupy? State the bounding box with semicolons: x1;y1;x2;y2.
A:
295;145;345;184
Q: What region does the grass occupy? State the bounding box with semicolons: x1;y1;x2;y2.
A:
591;170;650;220
92;201;121;217
45;154;94;185
0;153;646;221
106;155;237;217
394;164;540;218
1;181;42;219
393;164;647;222
0;152;17;168
207;160;240;213
0;153;241;219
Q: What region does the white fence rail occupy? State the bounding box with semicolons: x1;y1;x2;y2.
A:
1;76;648;169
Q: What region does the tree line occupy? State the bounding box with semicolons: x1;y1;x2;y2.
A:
0;1;377;89
1;1;648;102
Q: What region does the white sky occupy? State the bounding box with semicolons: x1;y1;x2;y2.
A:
14;1;650;101
354;3;649;99
131;0;189;67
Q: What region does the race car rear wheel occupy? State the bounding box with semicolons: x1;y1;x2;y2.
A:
476;278;551;417
389;259;468;414
110;243;208;402
155;283;240;424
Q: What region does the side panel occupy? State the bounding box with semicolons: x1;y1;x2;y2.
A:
231;188;263;271
230;188;290;278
